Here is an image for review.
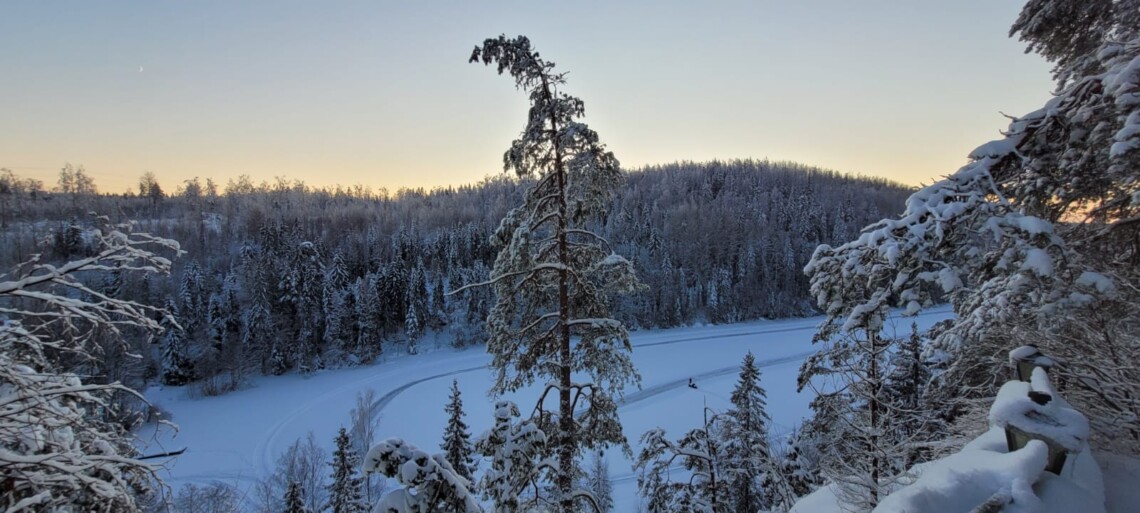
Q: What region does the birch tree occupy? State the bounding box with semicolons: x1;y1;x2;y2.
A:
468;34;643;513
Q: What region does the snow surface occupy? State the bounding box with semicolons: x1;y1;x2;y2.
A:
1097;451;1140;513
791;369;1117;513
872;435;1105;513
139;308;952;512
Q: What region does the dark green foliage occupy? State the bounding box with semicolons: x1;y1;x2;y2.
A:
161;300;195;386
440;379;476;481
284;481;309;513
721;352;773;512
326;428;365;513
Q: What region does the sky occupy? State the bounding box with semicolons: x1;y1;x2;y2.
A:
1;1;1054;194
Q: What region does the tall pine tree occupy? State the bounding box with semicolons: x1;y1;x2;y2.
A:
469;34;643;513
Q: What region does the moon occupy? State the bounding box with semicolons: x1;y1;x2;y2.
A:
139;66;144;73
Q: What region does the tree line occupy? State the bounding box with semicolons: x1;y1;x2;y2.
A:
0;158;909;395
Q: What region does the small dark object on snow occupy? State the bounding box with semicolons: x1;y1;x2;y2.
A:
688;378;697;389
138;447;187;460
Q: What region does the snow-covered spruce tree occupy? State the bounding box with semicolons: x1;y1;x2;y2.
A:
327;427;366;513
284;481;310;513
719;351;773;513
475;401;547;512
354;274;382;363
803;0;1140;451
405;261;428;354
160;299;195;386
778;428;823;501
635;405;731;513
430;273;447;330
0;216;180;512
468;34;643;513
441;379;477;481
584;450;613;513
363;437;483;513
291;241;326;372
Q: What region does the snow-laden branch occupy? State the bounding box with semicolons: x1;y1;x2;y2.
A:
1;215;180;512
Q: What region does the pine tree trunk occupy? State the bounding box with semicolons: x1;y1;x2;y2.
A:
541;73;577;513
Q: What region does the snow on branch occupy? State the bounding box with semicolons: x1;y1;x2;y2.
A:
363;438;483;513
1;215;180;512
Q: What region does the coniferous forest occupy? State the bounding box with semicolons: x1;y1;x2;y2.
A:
0;160;908;396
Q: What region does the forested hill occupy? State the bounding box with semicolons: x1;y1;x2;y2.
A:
0;160;910;388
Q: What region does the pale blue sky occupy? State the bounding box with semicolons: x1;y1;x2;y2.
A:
1;1;1052;193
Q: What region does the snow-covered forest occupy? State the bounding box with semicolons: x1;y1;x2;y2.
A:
0;159;906;395
4;0;1140;512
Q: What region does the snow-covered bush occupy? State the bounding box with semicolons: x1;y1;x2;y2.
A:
363;437;483;513
475;400;548;512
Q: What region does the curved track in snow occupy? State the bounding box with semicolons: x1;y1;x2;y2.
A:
251;320;817;478
616;350;815;407
362;320;836;425
363;327;815;421
368;365;487;421
250;361;467;478
359;307;951;436
192;307;951;505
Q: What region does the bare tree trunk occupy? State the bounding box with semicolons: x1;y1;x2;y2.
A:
869;331;881;507
704;406;720;513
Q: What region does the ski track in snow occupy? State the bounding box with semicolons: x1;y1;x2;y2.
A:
605;350;816;486
632;307;946;350
251;351;489;479
368;365;487;422
363;323;828;420
360;317;849;431
616;350;816;408
172;307;951;500
251;321;813;481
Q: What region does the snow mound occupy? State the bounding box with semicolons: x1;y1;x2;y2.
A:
989;379;1088;453
874;438;1102;513
790;369;1105;513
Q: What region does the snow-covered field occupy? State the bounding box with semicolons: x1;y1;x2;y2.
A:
140;308;953;511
